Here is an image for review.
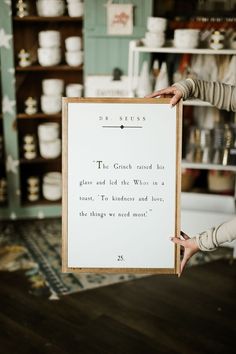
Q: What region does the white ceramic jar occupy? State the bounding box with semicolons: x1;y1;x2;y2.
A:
65;36;82;51
144;31;165;47
42;172;62;201
39;139;61;159
67;1;84;17
38;31;61;48
65;50;83;66
38;48;61;66
147;17;167;33
41;95;62;114
42;79;64;96
38;122;60;141
174;29;200;49
66;83;83;97
43;172;62;184
36;0;65;17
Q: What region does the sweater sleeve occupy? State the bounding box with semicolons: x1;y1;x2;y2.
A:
193;217;236;251
173;78;236;112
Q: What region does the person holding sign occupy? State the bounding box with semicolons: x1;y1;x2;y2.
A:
147;78;236;274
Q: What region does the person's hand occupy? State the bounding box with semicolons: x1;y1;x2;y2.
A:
171;231;200;275
146;86;183;107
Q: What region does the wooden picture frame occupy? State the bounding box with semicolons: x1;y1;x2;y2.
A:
62;98;182;275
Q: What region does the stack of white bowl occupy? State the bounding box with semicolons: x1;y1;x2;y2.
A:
41;78;64;114
38;123;61;159
38;31;61;66
65;36;83;67
174;29;200;49
66;0;84;17
42;172;62;201
36;0;65;16
143;17;167;48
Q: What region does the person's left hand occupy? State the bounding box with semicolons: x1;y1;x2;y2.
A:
171;231;200;275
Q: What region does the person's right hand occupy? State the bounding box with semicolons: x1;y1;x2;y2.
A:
170;231;200;275
146;86;183;107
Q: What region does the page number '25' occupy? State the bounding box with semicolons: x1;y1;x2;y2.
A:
117;255;124;261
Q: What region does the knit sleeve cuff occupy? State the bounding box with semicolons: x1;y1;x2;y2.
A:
172;78;195;100
195;232;217;252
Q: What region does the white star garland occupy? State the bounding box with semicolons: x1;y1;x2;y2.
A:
4;0;11;6
0;28;12;49
2;95;16;115
6;155;19;174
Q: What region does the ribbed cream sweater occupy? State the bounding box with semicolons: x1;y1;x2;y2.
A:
173;78;236;251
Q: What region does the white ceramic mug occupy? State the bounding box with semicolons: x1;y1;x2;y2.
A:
42;172;62;200
144;32;165;47
65;50;83;66
39;138;61;159
38;48;61;66
174;29;199;49
36;0;65;17
38;122;60;141
38;30;61;48
43;172;62;184
65;36;82;51
67;2;84;17
42;182;62;201
66;83;83;97
42;79;64;96
147;17;167;32
41;95;62;114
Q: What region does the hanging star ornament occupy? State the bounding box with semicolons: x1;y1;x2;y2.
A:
2;95;16;115
0;28;12;49
6;155;19;174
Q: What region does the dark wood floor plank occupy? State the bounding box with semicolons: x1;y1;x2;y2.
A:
0;260;236;354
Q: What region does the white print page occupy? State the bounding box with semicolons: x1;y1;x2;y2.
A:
67;102;177;269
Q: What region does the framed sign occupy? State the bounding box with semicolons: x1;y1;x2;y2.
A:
106;3;133;36
62;98;182;275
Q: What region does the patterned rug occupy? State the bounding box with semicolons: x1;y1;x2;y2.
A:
0;218;234;299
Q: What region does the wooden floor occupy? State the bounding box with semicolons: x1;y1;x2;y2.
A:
0;260;236;354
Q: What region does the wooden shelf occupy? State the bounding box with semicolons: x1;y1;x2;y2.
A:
17;113;61;119
132;45;236;55
16;64;83;72
170;19;236;30
20;157;61;164
182;160;236;172
21;199;61;206
13;16;83;22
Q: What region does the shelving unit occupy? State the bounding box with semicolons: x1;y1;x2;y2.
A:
128;39;236;253
0;0;83;219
